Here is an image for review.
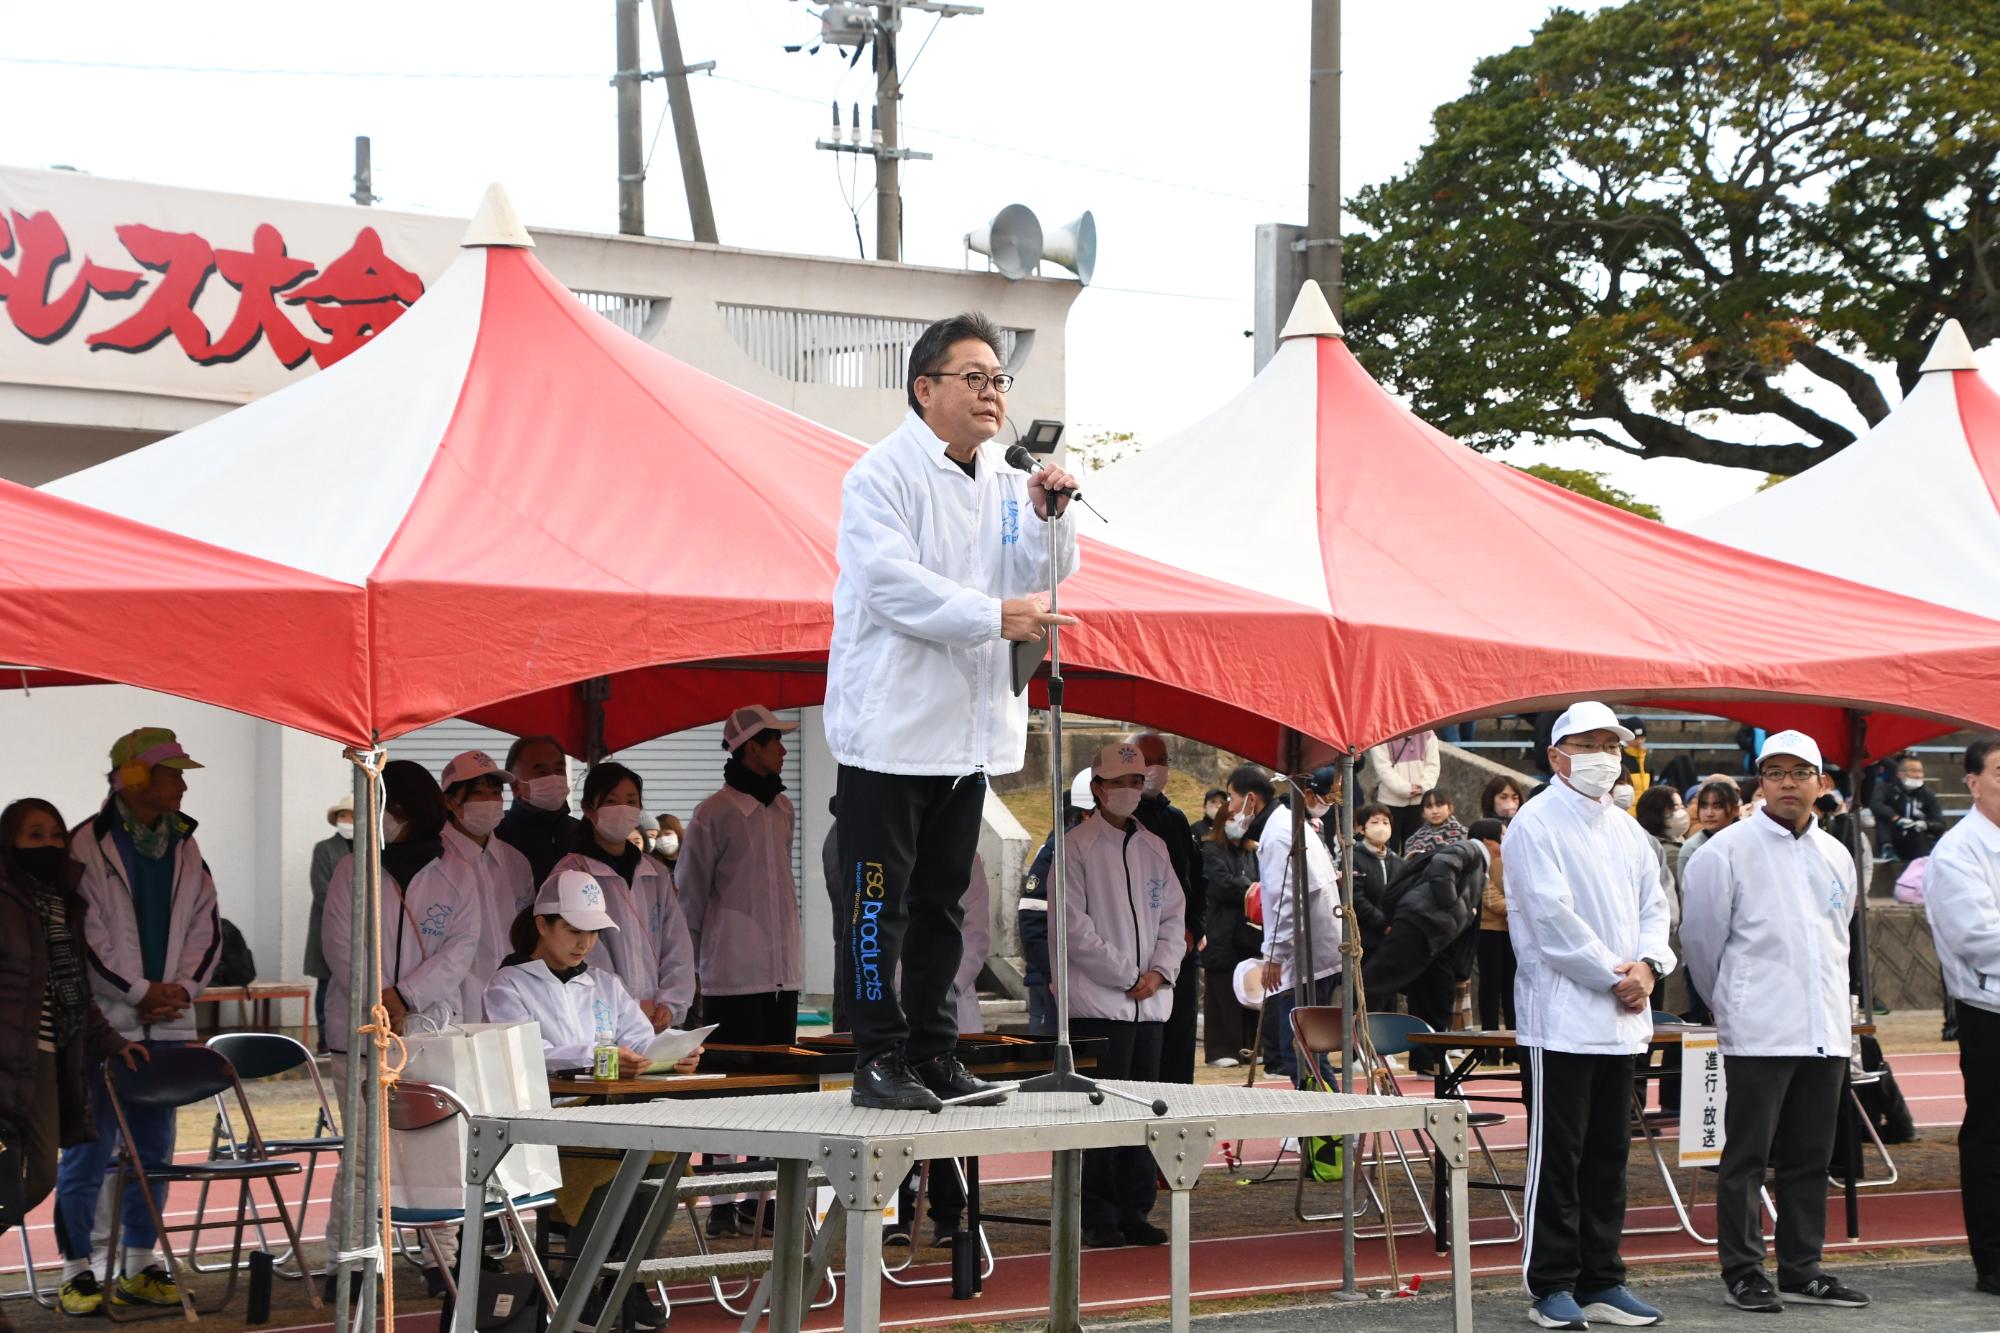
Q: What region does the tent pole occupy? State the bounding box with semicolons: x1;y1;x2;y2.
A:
1338;747;1358;1296
335;754;385;1333
1847;710;1875;1021
583;676;611;764
1288;730;1313;1011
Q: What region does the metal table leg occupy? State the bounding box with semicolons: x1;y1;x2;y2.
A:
768;1159;809;1332
842;1200;883;1333
592;1153;687;1332
1147;1122;1211;1333
1044;1148;1084;1333
1429;1102;1474;1333
545;1150;649;1333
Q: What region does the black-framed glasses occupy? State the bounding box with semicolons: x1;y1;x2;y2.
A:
924;370;1014;394
1759;766;1819;784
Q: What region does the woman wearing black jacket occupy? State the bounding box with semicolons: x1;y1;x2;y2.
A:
0;799;145;1328
1199;818;1262;1067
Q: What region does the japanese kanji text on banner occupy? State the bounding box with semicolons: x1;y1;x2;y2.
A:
1678;1029;1728;1167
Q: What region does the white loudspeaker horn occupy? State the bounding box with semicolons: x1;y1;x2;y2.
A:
966;204;1043;281
1041;211;1096;285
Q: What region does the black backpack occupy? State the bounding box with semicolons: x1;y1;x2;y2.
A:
212;917;257;986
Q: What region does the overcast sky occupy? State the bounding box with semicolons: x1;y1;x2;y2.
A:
6;1;1989;523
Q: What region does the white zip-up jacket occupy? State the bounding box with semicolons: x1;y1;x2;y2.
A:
321;848;479;1054
71;805;221;1042
483;957;656;1072
825;411;1080;777
424;822;536;1023
675;785;802;997
1922;805;2000;1015
1504;779;1673;1055
1256;806;1343;992
1061;815;1184;1023
1681;812;1856;1058
550;849;696;1025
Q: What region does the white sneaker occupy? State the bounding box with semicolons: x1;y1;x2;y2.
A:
1280;1136;1300;1153
1210;1057;1241;1068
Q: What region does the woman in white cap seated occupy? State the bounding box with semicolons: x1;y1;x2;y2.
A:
484;870;700;1332
485;870;702;1079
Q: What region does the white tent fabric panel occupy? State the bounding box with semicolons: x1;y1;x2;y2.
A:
1087;329;1332;612
42;250;489;586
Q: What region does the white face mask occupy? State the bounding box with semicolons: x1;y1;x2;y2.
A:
1100;788;1142;820
1224;813;1250;841
520;774;570;811
659;832;680;857
1562;751;1622;800
383;812;407;843
1306;796;1331;820
1667;808;1691;837
1363;821;1390;847
1901;776;1925;791
1611;786;1636;810
334;819;354;840
1141;764;1169;797
458;798;504;838
593;805;644;844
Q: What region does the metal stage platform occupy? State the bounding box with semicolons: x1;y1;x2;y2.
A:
452;1080;1474;1333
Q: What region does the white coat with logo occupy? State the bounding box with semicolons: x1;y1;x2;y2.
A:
1503;779;1674;1056
1061;815;1185;1023
320;851;479;1054
825;411;1079;777
484;958;657;1072
425;822;536;1024
549;850;696;1025
675;785;802;997
1681;812;1856;1058
1919;805;2000;1015
70;806;221;1042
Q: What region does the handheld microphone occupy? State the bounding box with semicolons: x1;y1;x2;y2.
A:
1003;443;1082;501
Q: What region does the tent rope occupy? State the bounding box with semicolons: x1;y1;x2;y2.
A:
344;746;408;1333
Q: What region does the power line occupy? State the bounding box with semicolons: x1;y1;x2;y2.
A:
0;54;599;80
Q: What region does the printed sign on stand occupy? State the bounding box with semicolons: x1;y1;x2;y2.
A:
1678;1030;1727;1167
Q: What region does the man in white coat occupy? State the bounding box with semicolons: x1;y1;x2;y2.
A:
1506;701;1672;1330
1683;730;1870;1312
825;311;1079;1111
1064;742;1185;1248
1921;735;2000;1299
677;704;804;1045
1245;767;1342;1085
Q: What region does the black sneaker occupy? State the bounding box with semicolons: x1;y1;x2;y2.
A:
851;1052;944;1112
705;1204;742;1238
1726;1271;1785;1312
1781;1275;1869;1308
1082;1226;1126;1249
910;1053;1008;1107
622;1286;666;1330
1121;1221;1169;1247
1977;1271;2000;1297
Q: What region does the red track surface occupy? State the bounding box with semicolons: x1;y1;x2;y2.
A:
6;1052;1969;1330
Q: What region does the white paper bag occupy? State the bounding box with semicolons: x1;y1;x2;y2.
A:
393;1024;560;1210
457;1022;562;1198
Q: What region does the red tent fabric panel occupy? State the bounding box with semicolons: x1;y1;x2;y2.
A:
0;482;370;742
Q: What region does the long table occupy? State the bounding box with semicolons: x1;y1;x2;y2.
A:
455;1081;1475;1333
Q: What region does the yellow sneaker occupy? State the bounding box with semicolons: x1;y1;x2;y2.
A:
112;1265;179;1308
57;1273;104;1317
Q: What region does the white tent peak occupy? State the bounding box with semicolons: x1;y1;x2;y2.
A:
461;183;534;249
1279;280;1344;341
1920;318;1976;374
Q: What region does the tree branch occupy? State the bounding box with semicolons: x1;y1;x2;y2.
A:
1788;341;1891;425
1586;386;1834;474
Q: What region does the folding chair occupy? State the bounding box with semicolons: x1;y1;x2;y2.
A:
1356;1012;1523;1245
1627;1013;1774;1243
100;1044;320;1323
882;1157;995;1288
384;1081;558;1314
1832;1068;1899;1189
188;1033;342;1278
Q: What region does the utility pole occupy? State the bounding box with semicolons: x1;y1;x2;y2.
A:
1305;0;1342;312
874;4;902;262
351;135;374;207
615;0;645;236
650;0;718;243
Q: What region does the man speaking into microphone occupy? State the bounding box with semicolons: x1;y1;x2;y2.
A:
827;312;1080;1110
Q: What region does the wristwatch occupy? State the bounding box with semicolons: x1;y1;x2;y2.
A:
1641;958;1664;983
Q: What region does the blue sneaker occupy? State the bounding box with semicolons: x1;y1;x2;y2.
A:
1529;1290;1590;1330
1579;1284;1662;1326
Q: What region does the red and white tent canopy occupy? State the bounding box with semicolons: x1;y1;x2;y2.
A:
26;186;1334;758
1088;283;2000;761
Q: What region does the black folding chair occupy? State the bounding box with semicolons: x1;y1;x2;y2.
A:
189;1033;342;1278
100;1044;319;1323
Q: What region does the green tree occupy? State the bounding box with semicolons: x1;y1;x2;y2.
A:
1066;427;1143;472
1343;0;2000;476
1511;463;1661;519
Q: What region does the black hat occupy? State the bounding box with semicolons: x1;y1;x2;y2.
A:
1305;765;1341;796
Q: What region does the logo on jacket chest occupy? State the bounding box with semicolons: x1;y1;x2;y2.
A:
421;902;452;939
1000;497;1020;546
1147;876;1167;910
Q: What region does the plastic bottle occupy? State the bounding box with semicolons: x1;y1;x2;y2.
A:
593;1016;620;1081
